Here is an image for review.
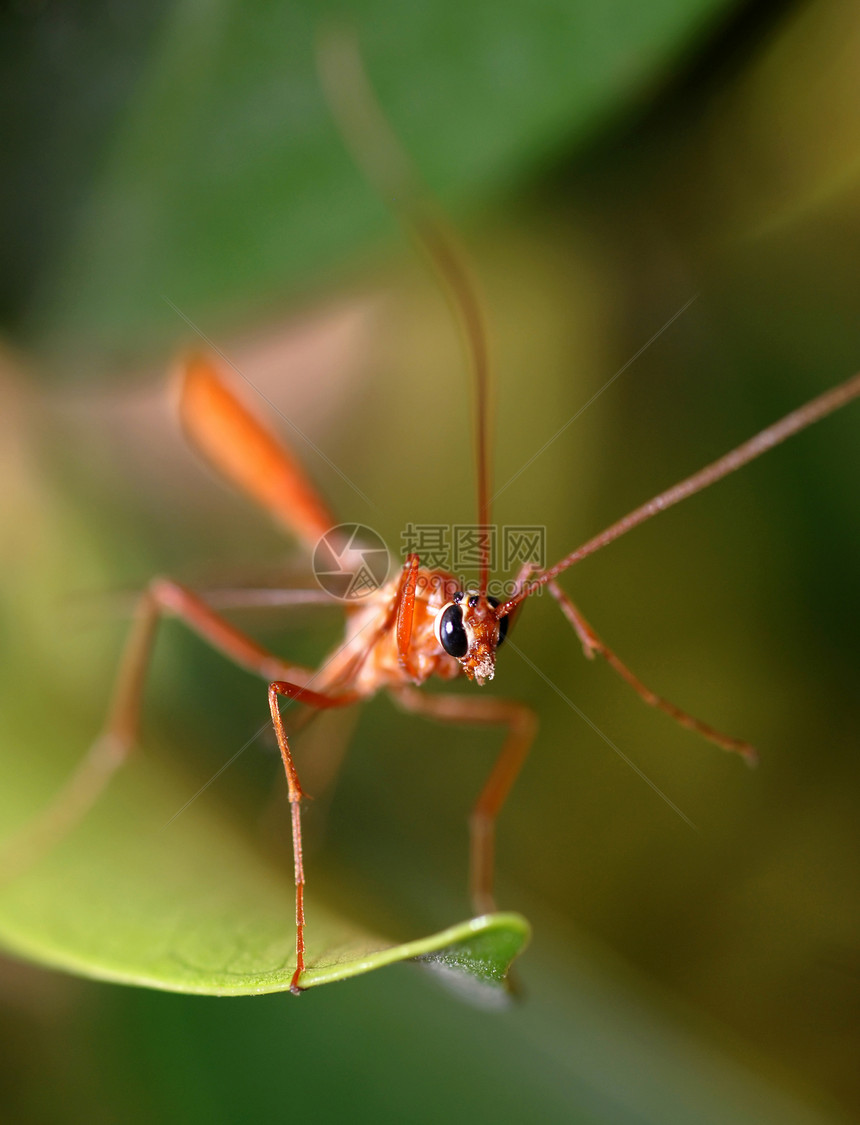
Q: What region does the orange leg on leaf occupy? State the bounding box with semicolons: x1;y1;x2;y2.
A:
0;577;345;994
267;680;358;993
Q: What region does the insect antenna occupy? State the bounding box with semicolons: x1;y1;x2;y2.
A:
318;29;494;594
497;369;860;618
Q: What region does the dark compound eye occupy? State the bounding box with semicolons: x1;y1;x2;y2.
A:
438;603;468;658
488;596;509;647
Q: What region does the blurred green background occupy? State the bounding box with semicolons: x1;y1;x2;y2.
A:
1;0;859;1121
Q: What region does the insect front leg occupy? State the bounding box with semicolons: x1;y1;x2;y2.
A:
267;680;358;993
0;577;315;883
547;580;757;764
395;554;421;682
393;686;537;916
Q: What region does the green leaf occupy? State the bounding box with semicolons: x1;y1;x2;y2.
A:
24;0;738;353
0;748;528;996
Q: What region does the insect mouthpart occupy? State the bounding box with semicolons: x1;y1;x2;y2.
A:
470;650;496;686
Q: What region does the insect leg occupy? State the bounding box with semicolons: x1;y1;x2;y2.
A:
393;687;537;916
548;580;757;764
267;679;358;993
0;577;318;882
395;554;421;681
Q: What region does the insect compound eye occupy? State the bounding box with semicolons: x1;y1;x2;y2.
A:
437;602;469;658
488;596;509;647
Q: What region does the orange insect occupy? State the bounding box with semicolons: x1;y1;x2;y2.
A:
3;40;860;996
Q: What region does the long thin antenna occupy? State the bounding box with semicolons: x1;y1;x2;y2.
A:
317;28;494;593
497;369;860;616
